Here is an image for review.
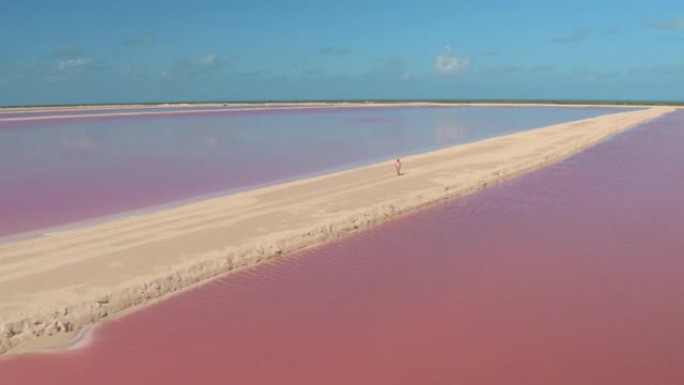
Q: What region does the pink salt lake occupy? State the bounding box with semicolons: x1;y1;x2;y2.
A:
0;105;626;238
2;108;682;385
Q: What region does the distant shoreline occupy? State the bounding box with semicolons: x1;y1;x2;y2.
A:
0;101;668;124
1;99;683;110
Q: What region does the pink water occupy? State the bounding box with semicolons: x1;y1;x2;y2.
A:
2;111;683;384
0;105;626;238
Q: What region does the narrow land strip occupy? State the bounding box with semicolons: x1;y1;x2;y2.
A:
0;102;645;123
0;106;674;355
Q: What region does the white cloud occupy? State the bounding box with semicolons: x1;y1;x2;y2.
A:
434;46;470;76
57;57;93;71
197;53;217;67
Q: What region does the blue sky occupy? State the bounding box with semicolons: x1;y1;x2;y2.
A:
1;0;683;105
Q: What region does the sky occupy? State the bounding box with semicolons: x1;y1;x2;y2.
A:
1;0;683;105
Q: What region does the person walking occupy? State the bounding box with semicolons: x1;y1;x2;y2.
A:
395;158;402;176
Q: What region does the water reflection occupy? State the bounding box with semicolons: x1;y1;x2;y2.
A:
61;134;98;157
434;110;471;144
0;106;630;238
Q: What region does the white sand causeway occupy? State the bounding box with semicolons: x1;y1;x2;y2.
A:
0;106;674;355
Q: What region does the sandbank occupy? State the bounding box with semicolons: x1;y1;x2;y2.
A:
0;106;674;355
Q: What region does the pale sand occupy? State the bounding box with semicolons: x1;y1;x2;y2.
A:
0;106;674;355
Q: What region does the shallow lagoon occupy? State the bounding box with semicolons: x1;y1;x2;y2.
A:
0;105;627;237
1;111;682;384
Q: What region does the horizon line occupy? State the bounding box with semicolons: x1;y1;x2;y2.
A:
2;98;684;109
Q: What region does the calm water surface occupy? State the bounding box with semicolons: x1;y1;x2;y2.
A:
0;105;269;119
1;112;682;384
0;105;625;238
